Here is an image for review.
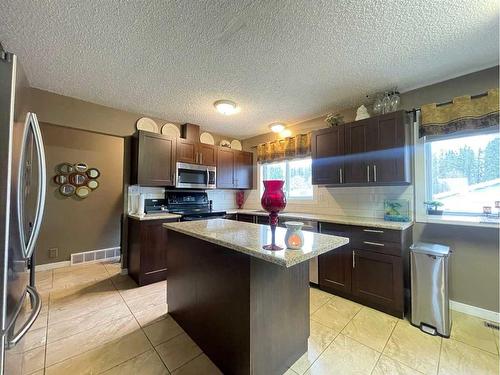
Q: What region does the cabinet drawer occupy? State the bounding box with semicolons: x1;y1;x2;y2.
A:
318;222;352;235
351;237;401;256
237;214;255;223
351;226;401;243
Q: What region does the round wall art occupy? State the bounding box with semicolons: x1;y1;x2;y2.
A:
54;163;101;199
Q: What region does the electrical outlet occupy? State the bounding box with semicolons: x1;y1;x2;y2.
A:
49;248;58;259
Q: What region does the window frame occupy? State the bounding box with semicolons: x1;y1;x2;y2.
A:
414;117;500;227
259;157;314;201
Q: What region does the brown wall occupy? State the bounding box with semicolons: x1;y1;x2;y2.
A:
241;66;500;312
36;124;124;265
29;87;233;143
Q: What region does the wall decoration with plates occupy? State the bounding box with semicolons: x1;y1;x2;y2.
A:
54;163;101;199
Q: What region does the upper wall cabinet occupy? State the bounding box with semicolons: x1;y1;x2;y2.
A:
131;131;177;187
312;111;412;186
177;139;218;166
311;125;345;185
217;148;253;189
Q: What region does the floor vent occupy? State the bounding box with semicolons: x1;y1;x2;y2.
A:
484;321;499;330
71;247;120;265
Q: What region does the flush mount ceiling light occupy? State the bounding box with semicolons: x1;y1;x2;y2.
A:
214;100;238;115
269;123;285;133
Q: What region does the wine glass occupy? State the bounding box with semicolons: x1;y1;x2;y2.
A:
372;93;383;115
390;90;400;112
381;92;391;114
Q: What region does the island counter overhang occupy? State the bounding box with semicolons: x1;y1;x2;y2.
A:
163;219;349;375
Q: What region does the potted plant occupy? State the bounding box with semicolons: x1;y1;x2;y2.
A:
325;113;344;127
424;201;444;216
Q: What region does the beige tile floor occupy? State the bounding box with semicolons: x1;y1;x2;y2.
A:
17;262;499;375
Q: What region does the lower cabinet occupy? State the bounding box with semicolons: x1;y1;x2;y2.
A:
318;222;411;318
237;214;256;223
318;245;352;296
351;249;403;315
127;218;179;286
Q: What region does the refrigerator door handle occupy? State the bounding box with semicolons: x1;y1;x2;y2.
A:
18;112;46;260
6;286;42;349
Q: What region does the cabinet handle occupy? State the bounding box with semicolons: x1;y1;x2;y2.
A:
366;165;370;182
363;241;385;247
200;153;203;164
363;229;384;233
352;250;356;268
373;165;377;182
339;168;343;184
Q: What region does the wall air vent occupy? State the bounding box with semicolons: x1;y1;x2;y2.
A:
70;247;120;265
484;321;499;330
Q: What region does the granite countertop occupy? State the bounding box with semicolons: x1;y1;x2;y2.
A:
163;219;349;268
226;209;413;230
128;212;181;221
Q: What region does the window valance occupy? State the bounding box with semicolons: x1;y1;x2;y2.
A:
419;88;499;138
257;133;311;164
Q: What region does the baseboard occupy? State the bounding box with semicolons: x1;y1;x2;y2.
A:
35;261;71;271
450;300;500;323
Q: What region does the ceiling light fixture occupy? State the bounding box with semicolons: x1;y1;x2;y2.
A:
214;100;238;115
269;123;285;133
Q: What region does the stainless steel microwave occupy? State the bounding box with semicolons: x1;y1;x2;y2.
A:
176;162;216;189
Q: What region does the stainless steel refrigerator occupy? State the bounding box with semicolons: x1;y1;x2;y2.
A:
0;50;46;374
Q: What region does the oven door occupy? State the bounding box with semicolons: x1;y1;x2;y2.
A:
176;162;212;189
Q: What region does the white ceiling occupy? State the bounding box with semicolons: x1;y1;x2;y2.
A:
1;1;498;138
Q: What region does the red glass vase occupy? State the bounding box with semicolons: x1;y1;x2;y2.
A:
261;180;287;250
236;190;244;209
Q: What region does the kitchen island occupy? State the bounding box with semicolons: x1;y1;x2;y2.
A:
163;219;349;375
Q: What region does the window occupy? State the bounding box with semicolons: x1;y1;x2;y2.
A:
425;131;499;215
260;158;313;199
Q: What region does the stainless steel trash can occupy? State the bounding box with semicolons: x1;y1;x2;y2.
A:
410;242;451;337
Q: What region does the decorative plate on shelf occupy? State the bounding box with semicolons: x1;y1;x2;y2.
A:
219;139;231;148
161;123;180;137
200;132;215;145
230;140;242;150
136;117;159;133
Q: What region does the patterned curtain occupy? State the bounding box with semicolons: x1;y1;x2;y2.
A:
257;133;311;163
419;88;499;138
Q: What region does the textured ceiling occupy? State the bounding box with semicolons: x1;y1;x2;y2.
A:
1;1;498;138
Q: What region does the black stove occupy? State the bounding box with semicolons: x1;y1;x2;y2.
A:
165;191;226;221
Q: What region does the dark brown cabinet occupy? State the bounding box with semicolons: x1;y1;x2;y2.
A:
318;223;352;295
318;221;411;318
344;118;376;184
312;111;412;186
311;126;345;185
177;139;218;166
199;143;217;166
217;148;254;189
176;138;197;164
351;249;403;314
237;213;256;223
131;131;176;187
127;217;179;286
370;112;412;184
234;151;253;188
217;148;236;188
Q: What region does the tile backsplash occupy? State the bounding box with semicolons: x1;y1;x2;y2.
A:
127;185;413;219
241;185;414;219
127;185;238;214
